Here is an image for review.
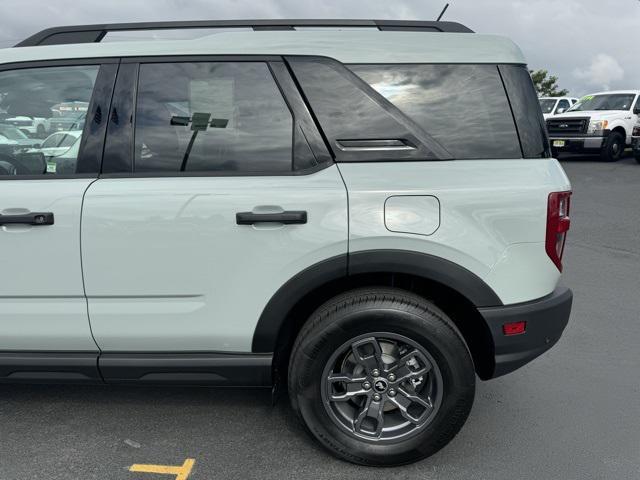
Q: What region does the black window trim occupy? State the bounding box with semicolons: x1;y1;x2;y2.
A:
496;65;526;158
498;64;551;158
100;54;333;178
0;57;119;180
269;60;333;168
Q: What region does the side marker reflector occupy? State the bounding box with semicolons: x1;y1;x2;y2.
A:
503;321;526;336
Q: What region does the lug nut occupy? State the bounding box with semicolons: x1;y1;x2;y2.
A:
388;389;396;397
373;393;381;402
362;381;371;390
372;369;380;377
388;373;396;382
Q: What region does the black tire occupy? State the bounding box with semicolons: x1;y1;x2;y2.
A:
634;152;640;164
36;124;46;138
600;131;625;162
288;287;475;466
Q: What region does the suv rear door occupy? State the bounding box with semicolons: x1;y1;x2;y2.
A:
0;60;116;357
80;58;347;365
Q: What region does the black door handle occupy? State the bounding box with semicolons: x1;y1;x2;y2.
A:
236;211;307;225
0;212;54;226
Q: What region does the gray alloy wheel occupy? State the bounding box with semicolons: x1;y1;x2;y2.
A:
321;332;443;442
288;287;475;466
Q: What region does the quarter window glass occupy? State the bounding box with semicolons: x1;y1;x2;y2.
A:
289;58;449;162
557;100;570;112
349;64;521;159
499;65;550;158
134;62;293;173
0;65;98;176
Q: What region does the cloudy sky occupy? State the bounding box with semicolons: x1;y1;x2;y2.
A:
0;0;638;96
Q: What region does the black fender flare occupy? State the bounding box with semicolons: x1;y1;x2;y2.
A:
251;249;502;353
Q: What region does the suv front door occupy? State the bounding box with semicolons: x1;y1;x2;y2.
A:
80;59;347;364
0;61;116;359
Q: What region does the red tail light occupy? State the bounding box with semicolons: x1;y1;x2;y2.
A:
546;191;572;271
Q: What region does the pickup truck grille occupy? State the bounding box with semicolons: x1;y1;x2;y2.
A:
546;117;590;136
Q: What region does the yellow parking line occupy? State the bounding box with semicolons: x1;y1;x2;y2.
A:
129;458;195;480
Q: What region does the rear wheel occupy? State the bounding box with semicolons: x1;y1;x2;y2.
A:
634;151;640;164
600;131;625;162
288;288;475;466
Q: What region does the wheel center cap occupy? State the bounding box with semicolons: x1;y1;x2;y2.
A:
374;379;388;393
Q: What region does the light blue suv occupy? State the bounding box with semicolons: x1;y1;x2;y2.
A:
0;19;573;465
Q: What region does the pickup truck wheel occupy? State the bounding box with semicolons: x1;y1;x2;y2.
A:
36;124;46;138
634;152;640;164
600;131;625;162
288;287;475;466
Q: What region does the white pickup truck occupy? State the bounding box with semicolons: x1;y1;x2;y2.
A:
546;90;640;162
539;97;579;119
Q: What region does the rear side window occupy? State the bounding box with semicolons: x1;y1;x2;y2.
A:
288;57;451;162
349;64;521;159
499;65;550;158
0;65;100;176
134;62;293;173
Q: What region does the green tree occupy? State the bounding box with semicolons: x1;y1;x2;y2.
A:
529;69;569;97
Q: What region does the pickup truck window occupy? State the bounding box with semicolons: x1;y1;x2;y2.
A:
539;99;557;114
133;62;293;173
570;94;636;111
0;65;99;176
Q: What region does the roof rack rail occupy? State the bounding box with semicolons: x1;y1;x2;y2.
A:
15;19;474;48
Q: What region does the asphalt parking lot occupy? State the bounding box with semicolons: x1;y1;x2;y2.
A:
1;154;639;480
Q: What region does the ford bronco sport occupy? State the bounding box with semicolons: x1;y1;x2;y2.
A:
0;20;573;466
